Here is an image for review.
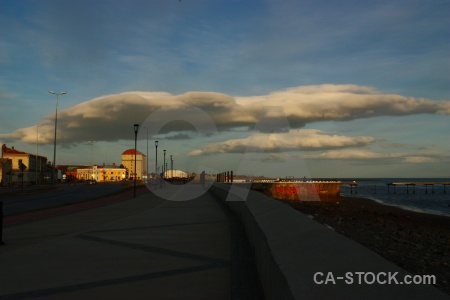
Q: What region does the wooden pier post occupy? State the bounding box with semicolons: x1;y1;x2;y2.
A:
350;182;357;194
388;181;449;195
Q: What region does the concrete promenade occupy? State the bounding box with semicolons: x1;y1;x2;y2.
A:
0;185;262;299
211;184;449;300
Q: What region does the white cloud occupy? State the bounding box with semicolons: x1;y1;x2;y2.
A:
402;156;437;163
188;129;375;156
304;149;394;160
0;85;448;146
236;85;450;127
304;149;447;164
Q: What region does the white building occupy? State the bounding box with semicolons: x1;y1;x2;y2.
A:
163;169;188;179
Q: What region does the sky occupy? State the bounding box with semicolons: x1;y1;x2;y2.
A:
0;0;449;178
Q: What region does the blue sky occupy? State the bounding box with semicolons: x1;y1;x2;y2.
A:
0;0;449;178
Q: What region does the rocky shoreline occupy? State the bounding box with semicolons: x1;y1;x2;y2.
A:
281;196;450;295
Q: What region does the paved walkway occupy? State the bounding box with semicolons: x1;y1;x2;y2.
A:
0;185;262;299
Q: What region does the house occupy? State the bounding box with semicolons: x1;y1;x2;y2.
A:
0;158;12;187
1;144;48;185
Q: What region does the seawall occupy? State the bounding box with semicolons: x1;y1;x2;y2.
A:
209;183;448;300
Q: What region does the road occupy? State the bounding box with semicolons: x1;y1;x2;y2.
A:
1;183;130;216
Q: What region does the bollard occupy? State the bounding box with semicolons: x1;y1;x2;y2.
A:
0;201;5;245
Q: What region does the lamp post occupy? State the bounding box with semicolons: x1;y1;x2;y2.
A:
35;124;50;185
88;141;96;165
142;127;149;182
170;155;173;179
48;90;66;184
89;141;96;182
163;150;166;178
35;124;45;186
155;141;158;177
134;124;139;197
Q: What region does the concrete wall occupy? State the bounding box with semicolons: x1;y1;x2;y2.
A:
209;183;448;300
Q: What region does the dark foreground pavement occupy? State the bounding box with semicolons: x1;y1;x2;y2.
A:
0;185;263;299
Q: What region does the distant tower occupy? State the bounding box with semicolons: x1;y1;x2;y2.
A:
121;149;147;180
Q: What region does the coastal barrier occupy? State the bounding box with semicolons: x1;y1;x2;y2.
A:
209;183;448;300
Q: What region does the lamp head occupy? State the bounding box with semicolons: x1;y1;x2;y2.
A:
155;140;158;147
49;90;66;95
134;124;139;132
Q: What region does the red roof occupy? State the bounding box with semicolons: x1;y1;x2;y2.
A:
2;145;29;155
122;149;143;155
2;144;47;159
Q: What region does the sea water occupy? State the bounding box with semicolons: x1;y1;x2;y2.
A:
338;178;450;216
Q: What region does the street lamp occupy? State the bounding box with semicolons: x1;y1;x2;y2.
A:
88;141;96;166
155;141;158;177
134;124;139;197
89;141;96;182
48;90;66;184
36;124;45;186
170;155;173;179
142;127;149;182
163;150;166;178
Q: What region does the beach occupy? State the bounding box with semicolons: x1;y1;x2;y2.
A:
281;196;450;295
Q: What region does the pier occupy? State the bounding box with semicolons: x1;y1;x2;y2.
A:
386;182;450;194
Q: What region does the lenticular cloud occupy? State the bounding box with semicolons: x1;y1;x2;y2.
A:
0;84;448;145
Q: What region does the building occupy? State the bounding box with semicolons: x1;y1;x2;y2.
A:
1;144;48;185
76;165;127;182
58;165;91;182
0;158;12;187
121;149;146;180
163;169;189;179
